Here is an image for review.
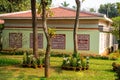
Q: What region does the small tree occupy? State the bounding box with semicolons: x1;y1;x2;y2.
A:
73;0;85;55
61;1;69;7
112;16;120;51
38;0;53;78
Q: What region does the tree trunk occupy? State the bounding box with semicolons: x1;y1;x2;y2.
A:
31;0;38;58
41;0;51;78
118;23;120;53
73;0;80;54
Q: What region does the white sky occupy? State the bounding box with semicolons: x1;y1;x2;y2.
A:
52;0;120;11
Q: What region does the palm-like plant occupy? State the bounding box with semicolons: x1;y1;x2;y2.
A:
61;1;69;7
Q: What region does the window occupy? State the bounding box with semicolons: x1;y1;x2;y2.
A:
30;33;43;49
9;33;22;48
51;34;65;49
77;34;90;50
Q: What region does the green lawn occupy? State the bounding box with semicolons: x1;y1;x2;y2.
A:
0;55;119;80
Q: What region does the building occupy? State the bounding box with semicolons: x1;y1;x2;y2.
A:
0;7;113;55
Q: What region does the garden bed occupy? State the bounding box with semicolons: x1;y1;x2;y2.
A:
61;66;89;71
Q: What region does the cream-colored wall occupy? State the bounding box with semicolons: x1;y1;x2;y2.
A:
2;19;101;54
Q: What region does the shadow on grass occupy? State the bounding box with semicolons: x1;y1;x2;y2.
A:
40;77;47;80
51;66;63;74
104;69;115;73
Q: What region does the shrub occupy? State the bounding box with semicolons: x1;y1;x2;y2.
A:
109;53;120;60
62;53;89;71
22;51;44;68
115;66;120;80
112;62;120;80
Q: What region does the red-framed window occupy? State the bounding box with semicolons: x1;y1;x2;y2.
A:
30;33;43;49
9;33;22;48
77;34;90;50
51;34;66;49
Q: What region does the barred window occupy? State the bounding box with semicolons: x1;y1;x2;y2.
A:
30;33;43;49
9;33;22;48
51;34;65;49
77;34;90;50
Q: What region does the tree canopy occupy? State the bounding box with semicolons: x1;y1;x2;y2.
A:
98;3;119;18
0;0;31;13
112;16;120;39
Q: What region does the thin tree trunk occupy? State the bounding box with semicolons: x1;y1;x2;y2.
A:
118;23;120;54
41;0;51;78
31;0;38;58
73;0;80;54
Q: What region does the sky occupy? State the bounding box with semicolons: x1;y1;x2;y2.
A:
52;0;120;11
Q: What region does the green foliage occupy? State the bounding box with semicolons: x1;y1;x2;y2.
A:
0;56;119;80
0;24;4;29
37;56;44;65
62;53;89;69
109;52;120;60
37;0;53;17
0;57;21;66
70;57;77;67
22;52;44;68
115;66;120;80
112;16;120;39
0;0;31;13
48;28;56;38
61;1;69;7
112;62;120;80
98;3;119;18
117;2;120;15
0;50;24;55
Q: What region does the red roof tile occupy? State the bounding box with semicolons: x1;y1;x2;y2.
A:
0;7;104;18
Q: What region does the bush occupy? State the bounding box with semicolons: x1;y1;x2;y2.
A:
0;50;24;55
22;52;44;68
116;66;120;80
62;53;89;71
109;53;120;60
112;62;120;80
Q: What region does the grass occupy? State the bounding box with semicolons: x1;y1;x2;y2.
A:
0;55;119;80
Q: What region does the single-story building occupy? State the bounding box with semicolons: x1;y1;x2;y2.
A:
0;20;4;50
0;7;113;55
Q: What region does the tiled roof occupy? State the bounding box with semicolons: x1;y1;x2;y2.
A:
0;20;4;24
0;7;104;19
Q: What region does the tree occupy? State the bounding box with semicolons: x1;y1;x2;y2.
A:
98;3;118;18
73;0;80;54
117;2;120;15
72;5;77;9
73;0;85;55
61;1;69;7
89;8;96;12
40;0;52;78
0;0;31;13
31;0;38;58
112;17;120;51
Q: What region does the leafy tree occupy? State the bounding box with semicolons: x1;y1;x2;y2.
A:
31;0;38;59
89;8;96;12
98;3;118;18
61;1;69;7
0;0;31;13
112;16;120;50
72;5;77;9
117;2;120;15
